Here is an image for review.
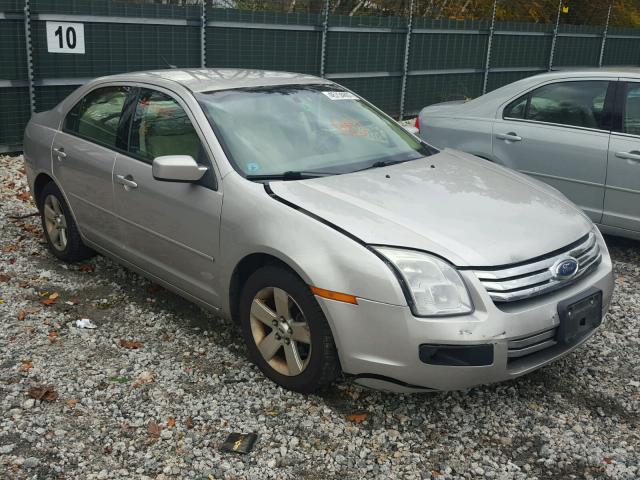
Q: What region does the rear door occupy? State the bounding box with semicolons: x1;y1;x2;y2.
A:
603;80;640;233
112;86;223;307
51;85;131;251
492;79;615;223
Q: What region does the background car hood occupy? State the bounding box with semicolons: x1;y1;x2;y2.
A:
269;149;593;267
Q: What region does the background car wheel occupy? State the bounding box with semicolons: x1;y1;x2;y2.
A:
39;182;93;262
239;265;341;393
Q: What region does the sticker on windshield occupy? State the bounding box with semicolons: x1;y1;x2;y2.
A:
322;91;359;101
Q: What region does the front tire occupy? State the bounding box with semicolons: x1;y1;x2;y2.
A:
39;182;93;262
239;265;340;393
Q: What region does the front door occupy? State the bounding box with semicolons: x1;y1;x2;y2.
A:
492;80;614;223
112;87;223;307
51;85;131;251
603;80;640;233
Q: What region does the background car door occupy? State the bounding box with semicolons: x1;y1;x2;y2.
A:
112;87;223;307
52;85;131;251
492;80;614;223
603;80;640;233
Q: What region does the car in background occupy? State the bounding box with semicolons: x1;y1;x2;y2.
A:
24;69;613;393
415;69;640;241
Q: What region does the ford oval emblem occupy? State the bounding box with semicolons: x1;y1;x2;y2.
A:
551;257;579;280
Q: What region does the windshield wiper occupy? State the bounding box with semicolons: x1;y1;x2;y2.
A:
355;158;413;172
246;170;338;181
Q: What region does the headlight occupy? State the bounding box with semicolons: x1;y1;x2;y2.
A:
374;247;473;317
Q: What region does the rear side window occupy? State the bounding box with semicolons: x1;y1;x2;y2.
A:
129;89;203;163
503;96;527;119
503;81;610;130
622;83;640;136
64;86;129;147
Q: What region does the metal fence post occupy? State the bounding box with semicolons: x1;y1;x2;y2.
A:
319;0;329;78
200;0;207;68
398;0;414;120
482;0;498;95
548;0;562;71
598;2;612;67
23;0;35;115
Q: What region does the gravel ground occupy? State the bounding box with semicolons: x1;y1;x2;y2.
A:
0;154;639;480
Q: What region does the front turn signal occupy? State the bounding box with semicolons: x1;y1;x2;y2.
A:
310;286;358;305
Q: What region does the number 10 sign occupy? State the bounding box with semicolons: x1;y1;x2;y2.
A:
46;22;85;54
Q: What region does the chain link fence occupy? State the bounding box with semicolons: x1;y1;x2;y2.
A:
1;0;639;151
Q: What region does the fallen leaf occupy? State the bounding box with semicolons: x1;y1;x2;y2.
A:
148;421;161;439
79;263;94;273
146;284;163;295
48;292;59;300
2;245;17;253
41;298;57;306
133;371;155;387
16;191;31;201
18;361;33;372
345;412;369;423
603;457;613;464
0;273;11;282
66;399;77;408
19;282;29;288
167;417;176;429
48;331;58;339
17;310;25;321
109;376;130;384
119;339;143;350
28;385;58;402
186;417;194;429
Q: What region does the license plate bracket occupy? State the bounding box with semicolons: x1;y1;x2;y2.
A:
556;287;602;344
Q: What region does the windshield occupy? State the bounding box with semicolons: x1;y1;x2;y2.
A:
197;84;435;178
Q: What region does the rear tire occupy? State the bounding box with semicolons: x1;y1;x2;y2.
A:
239;265;340;393
39;182;94;262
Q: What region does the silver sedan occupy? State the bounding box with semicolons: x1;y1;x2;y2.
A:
416;68;640;241
24;69;613;393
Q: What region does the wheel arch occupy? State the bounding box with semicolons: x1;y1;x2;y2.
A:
228;252;308;323
33;172;55;210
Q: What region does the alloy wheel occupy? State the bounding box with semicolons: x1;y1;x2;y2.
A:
43;194;68;251
250;287;312;376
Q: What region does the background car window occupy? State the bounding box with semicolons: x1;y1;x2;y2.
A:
623;83;640;136
504;96;527;119
129;89;202;163
526;81;609;129
64;86;129;147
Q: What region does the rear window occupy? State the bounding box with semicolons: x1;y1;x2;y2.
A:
64;86;129;147
503;81;610;130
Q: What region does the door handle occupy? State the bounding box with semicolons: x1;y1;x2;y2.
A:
53;147;67;160
115;174;138;189
496;132;522;142
615;150;640;162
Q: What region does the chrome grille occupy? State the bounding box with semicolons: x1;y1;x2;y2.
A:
473;232;601;303
507;328;557;359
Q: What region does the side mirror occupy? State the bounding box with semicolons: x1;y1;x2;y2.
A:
402;125;419;136
152;155;208;182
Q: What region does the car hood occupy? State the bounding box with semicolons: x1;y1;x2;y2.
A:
269;149;593;267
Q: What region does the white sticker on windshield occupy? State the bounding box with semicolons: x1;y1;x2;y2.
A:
322;91;359;101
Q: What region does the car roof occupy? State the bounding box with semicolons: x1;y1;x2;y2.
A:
533;67;640;80
96;68;334;93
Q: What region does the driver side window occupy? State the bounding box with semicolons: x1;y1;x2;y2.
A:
129;89;203;164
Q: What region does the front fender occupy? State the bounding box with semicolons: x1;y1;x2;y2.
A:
217;174;407;318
